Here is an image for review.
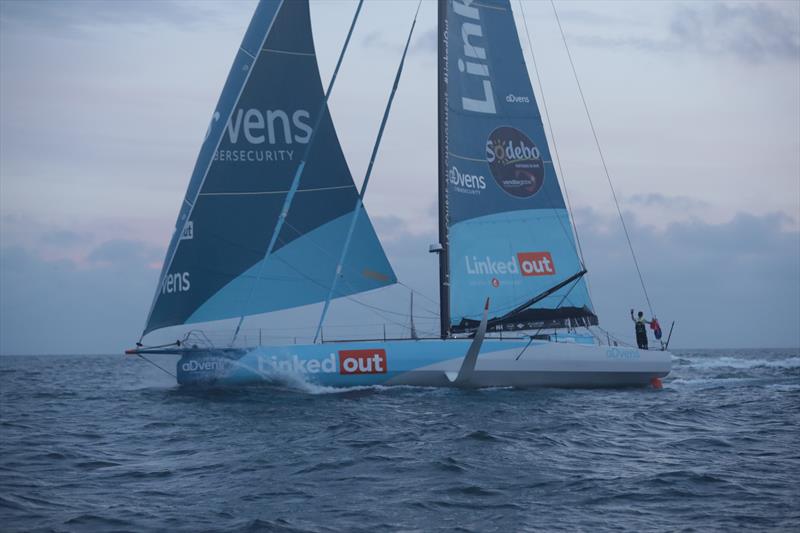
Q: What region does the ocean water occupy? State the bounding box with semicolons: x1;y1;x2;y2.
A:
1;349;798;532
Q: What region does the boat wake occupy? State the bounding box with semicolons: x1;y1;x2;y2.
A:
668;349;799;389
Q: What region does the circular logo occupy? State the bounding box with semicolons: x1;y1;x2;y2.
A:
485;127;545;198
491;278;500;288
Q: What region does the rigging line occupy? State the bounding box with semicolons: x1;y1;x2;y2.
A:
517;0;586;267
457;267;586;322
521;274;583;339
397;281;440;316
517;0;595;311
277;219;441;319
549;0;655;317
230;0;365;346
514;336;535;361
135;353;177;379
313;0;424;344
267;250;438;324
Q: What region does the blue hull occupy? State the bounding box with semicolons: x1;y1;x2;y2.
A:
175;338;672;389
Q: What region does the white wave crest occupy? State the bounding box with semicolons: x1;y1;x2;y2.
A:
683;356;800;370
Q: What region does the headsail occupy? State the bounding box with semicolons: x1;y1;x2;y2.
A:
144;0;396;335
439;0;597;334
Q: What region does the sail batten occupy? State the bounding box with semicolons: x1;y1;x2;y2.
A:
440;0;597;334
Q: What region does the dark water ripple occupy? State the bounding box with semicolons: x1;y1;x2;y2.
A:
1;349;799;532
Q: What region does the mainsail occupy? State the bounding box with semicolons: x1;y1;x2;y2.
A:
144;0;395;335
439;0;597;334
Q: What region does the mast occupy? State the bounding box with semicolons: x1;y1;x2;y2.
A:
436;0;450;339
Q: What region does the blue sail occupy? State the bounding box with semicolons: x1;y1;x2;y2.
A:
144;0;396;335
441;0;596;333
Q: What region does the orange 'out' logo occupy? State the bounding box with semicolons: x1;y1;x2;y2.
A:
516;252;555;276
338;350;387;375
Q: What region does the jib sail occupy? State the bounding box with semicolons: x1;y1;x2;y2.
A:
439;0;597;334
144;0;395;335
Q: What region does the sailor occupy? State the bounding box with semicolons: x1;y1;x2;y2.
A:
630;309;650;350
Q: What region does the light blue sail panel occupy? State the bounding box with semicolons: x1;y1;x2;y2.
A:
144;0;395;334
443;0;595;331
187;212;394;324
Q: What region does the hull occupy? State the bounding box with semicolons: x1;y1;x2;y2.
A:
175;338;671;389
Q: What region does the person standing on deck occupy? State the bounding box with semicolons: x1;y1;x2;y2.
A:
630;309;651;350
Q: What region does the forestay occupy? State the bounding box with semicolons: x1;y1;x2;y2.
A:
440;0;597;333
144;0;395;335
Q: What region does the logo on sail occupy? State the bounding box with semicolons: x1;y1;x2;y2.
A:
338;350;387;375
517;252;555;276
161;272;191;294
506;94;530;104
212;108;312;163
180;221;194;241
485;127;545;198
449;166;486;195
465;252;555;277
453;0;496;115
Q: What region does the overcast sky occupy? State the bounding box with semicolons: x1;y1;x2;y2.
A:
1;0;798;354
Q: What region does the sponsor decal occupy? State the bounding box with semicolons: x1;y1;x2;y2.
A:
161;272;190;294
485;127;545;198
213;149;294;162
212;108;312;163
258;354;337;374
505;94;530;104
338;349;387;375
606;347;640;360
180;221;194;241
516;252;555;276
181;358;227;372
465;252;555;277
466;255;519;276
223;108;312;145
204;111;221;141
362;268;391;283
449;166;486;195
255;351;388;376
453;0;496;114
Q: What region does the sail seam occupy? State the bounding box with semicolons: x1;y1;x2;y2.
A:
448;151;552;165
474;2;506;11
198;185;354;197
239;46;256;60
447;152;484;163
261;48;315;57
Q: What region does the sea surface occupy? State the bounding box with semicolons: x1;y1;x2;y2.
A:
1;349;798;532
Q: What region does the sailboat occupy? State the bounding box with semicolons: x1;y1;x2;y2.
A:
126;0;672;388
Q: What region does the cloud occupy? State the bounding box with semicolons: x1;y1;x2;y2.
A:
571;1;800;63
38;230;92;247
0;0;236;34
2;209;797;354
578;209;799;348
626;193;710;211
412;28;437;54
0;245;160;355
86;239;163;268
671;2;800;63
